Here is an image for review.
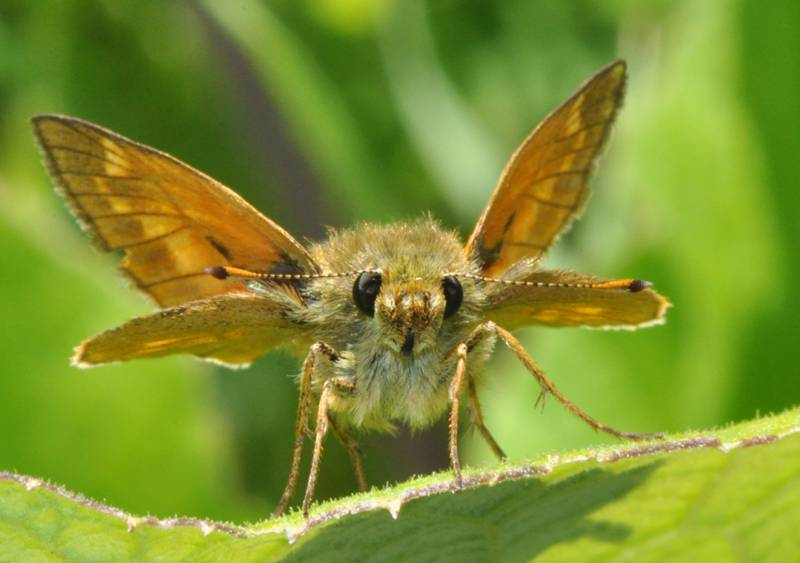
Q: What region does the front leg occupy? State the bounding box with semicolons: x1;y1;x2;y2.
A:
447;322;503;487
302;376;355;517
448;343;469;487
272;341;339;517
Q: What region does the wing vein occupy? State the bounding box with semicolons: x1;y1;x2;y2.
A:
523;194;579;210
61;171;143;180
551;117;614;145
144;271;208;289
505;241;548;249
110;225;193;251
531;167;591;184
93;211;185;220
72;192;161;203
48;145;137;173
58;119;134;162
538;141;603;170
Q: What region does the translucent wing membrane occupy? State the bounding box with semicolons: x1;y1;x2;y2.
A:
484;270;670;330
466;61;627;277
74;292;307;367
32;115;317;307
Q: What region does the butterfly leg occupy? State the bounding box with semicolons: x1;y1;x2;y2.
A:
447;323;507;487
302;376;355;517
467;376;507;461
328;414;367;492
273;342;339;517
491;323;664;441
448;343;469;488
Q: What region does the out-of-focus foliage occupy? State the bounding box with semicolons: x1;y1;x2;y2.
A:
0;0;798;524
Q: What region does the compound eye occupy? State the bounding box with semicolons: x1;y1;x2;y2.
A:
353;271;382;317
442;276;463;318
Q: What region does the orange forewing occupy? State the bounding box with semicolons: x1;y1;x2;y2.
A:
74;292;308;367
484;270;670;330
466;60;627;277
32;115;317;307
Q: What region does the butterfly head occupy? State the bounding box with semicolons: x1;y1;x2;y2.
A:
296;219;484;360
352;270;469;358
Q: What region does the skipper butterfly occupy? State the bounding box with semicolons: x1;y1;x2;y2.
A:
33;60;669;516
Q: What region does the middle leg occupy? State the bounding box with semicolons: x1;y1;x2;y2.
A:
491;323;664;441
447;322;506;486
328;414;368;492
467;376;507;461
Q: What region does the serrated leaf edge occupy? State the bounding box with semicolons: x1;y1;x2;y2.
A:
1;422;797;543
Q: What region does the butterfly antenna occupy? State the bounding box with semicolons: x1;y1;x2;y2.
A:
205;265;374;281
452;273;652;293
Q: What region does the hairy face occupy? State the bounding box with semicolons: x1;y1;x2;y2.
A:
373;277;445;357
304;219;485;360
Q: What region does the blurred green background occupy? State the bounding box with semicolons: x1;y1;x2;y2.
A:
0;0;798;523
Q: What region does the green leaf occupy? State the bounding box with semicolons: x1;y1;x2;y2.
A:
1;408;798;561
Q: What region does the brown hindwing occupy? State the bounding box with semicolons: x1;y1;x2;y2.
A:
484;270;670;330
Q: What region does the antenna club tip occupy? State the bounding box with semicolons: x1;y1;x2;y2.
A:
205;266;229;280
628;279;652;293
